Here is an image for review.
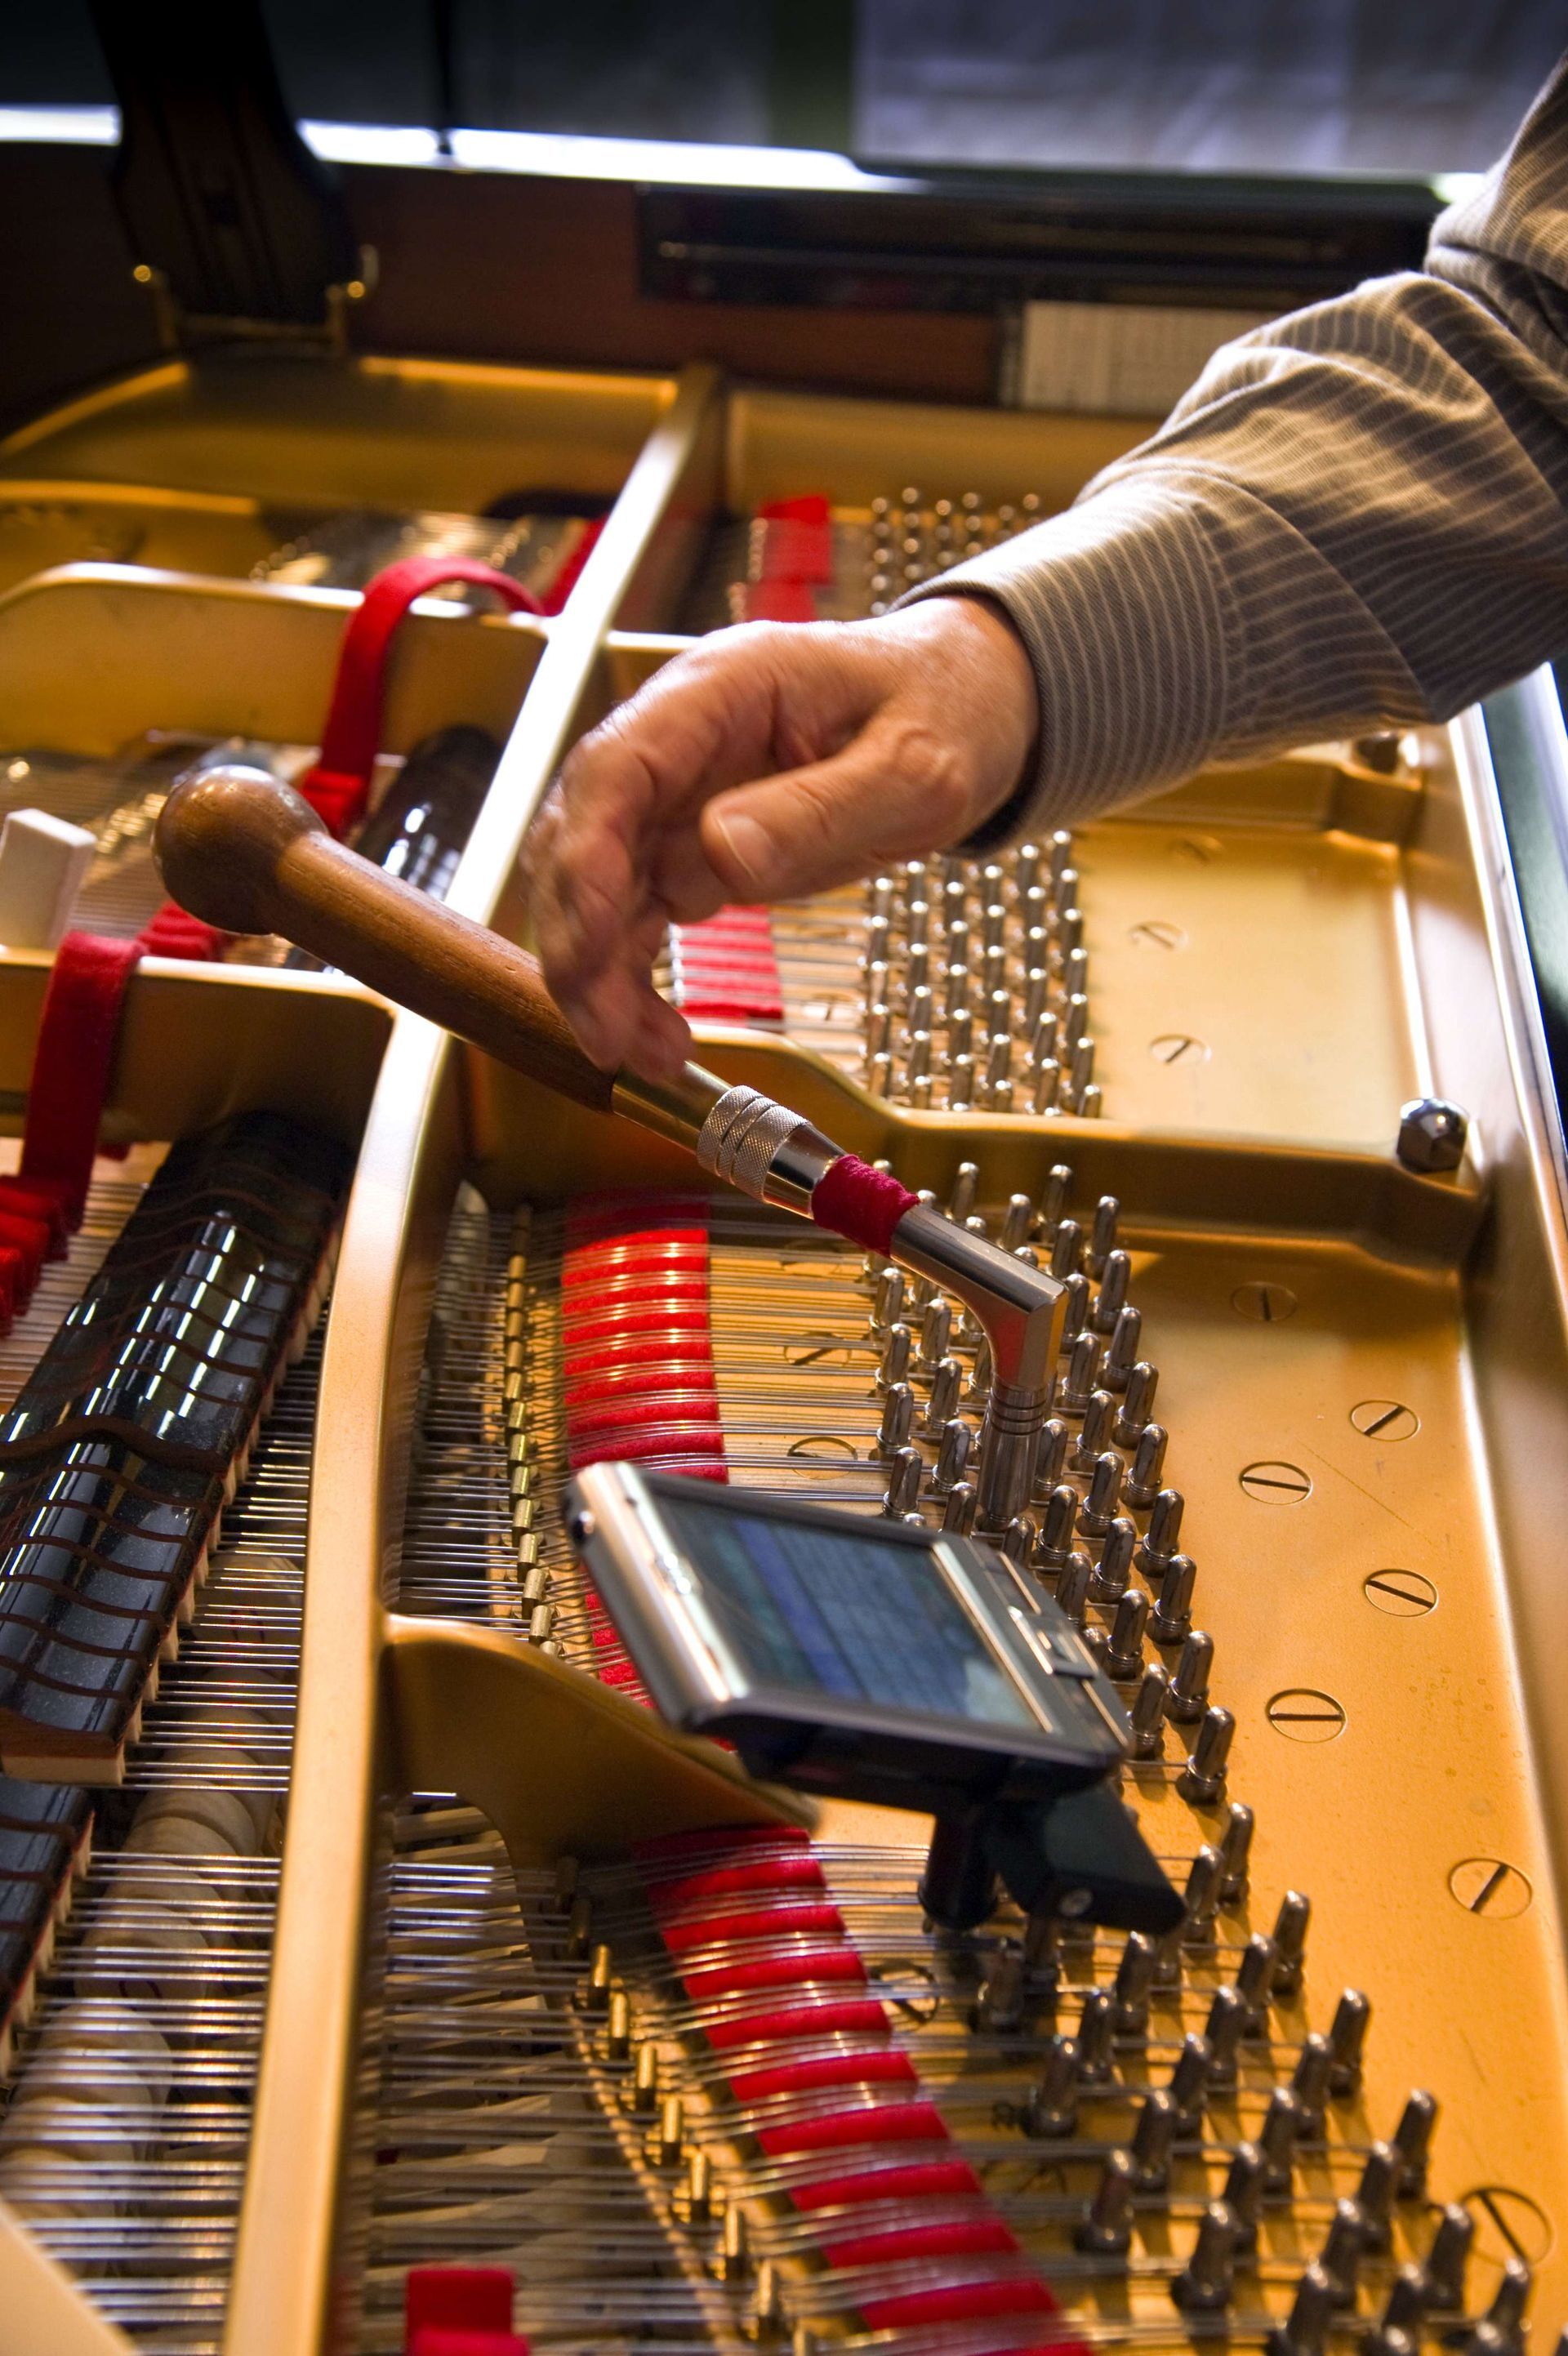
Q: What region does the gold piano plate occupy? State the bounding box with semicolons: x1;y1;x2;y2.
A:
0;366;1563;2354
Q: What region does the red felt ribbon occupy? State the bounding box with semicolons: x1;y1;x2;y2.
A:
809;1153;918;1256
296;556;546;839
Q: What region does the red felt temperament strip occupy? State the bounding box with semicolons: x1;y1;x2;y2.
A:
634;1822;1085;2350
668;904;785;1027
809;1154;919;1257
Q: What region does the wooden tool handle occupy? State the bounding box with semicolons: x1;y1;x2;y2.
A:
154;766;616;1113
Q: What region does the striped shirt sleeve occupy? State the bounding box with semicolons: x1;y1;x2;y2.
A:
902;50;1568;838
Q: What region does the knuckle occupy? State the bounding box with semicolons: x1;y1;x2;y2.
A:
884;722;972;826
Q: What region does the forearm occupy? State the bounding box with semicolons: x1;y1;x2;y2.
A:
906;56;1568;840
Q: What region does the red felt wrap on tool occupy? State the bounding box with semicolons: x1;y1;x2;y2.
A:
809;1153;918;1256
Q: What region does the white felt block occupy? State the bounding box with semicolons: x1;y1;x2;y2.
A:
0;808;95;949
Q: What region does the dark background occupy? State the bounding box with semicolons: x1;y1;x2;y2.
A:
5;2;1563;173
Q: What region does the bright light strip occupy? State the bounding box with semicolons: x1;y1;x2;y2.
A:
0;102;913;193
0;105;118;145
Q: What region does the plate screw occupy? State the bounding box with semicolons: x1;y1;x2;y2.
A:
1129;918;1187;950
1232;1280;1297;1323
1267;1688;1347;1743
1363;1568;1437;1617
1447;1859;1531;1918
1350;1399;1419;1441
1240;1460;1312;1503
1396;1096;1467;1172
1151;1032;1208;1064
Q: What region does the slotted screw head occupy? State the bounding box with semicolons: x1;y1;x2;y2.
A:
1396;1095;1468;1173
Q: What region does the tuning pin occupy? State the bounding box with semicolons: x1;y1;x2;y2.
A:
1102;1308;1143;1392
1047;829;1073;889
1392;2090;1437;2197
650;2091;684;2168
1292;2029;1334;2137
1327;1988;1370;2097
1076;1987;1116;2083
1062;989;1089;1047
578;1942;614;2015
948;1053;975;1108
1031;1057;1062;1115
942;1480;978;1535
1075;2148;1135;2256
923;1356;962;1437
1223;2139;1267;2251
947;1162;979;1223
1037;1164;1071;1235
1150;1552;1196;1646
1165;1628;1213;1723
1356;2140;1400;2251
984;1034;1011;1098
1063;942;1089;998
1091;1249;1129;1335
1077;1080;1103;1119
1068;1035;1097;1107
1129;2087;1178;2192
1050;1218;1083;1280
982;944;1008;1000
751;2262;785;2340
1024;2034;1080;2137
1107;1931;1158;2036
1464;2259;1531;2356
1217;1802;1254;1904
1013;840;1042;894
1205;1985;1248;2087
1000;1192;1034;1252
1172;2200;1240;2313
1267;2261;1336;2356
1169;2031;1213;2135
1182;1844;1223;1944
1069;1188;1112;1275
1123;1418;1169;1504
1028;1007;1058;1067
1054;1551;1093;1627
1000;1514;1036;1566
967;1336;992;1402
1077;1450;1124;1539
1062;1330;1100;1413
918;1298;952;1370
1180;1706;1234;1804
1102;1586;1148;1681
880;1321;912;1389
932;1415;971;1490
1057;904;1085;957
883;1445;924;1518
1032;1417;1070;1493
1137;1486;1184;1571
1258;2085;1307;2193
1072;1387;1114;1469
1365;2265;1428;2356
1036;1484;1079;1572
871;1265;905;1333
1320;2198;1368;2309
715;2202;751;2282
1055;1280;1088;1361
1271;1890;1311;1997
1128;1661;1169;1758
869;873;895;921
1423;2203;1474;2312
876;1382;915;1457
869;1050;894;1098
973;1942;1027;2034
1236;1933;1279;2036
1089;1516;1135;1604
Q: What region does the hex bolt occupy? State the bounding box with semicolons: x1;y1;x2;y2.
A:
1396;1094;1468;1173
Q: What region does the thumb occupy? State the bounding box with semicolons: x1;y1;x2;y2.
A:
700;719;972;902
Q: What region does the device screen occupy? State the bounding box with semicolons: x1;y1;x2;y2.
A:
659;1490;1036;1731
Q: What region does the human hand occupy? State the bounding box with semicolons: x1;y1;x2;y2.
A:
526;594;1038;1078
